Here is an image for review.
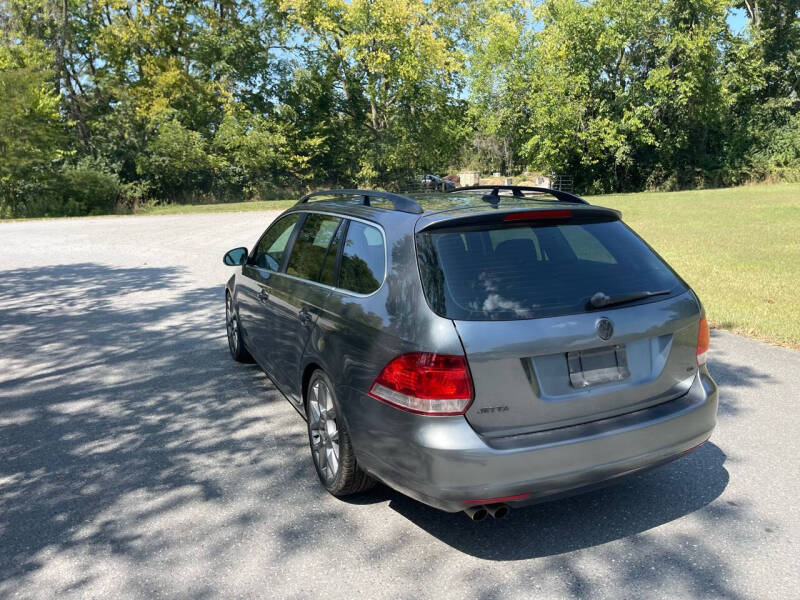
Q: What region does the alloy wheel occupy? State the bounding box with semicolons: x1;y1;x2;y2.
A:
308;378;340;481
226;295;239;355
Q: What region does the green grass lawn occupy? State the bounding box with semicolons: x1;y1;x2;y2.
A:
587;183;800;349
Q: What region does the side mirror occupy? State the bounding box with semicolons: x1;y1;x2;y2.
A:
223;247;248;266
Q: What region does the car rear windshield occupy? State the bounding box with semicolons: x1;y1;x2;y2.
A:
416;218;687;321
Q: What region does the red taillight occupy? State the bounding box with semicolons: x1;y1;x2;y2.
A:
697;317;710;366
368;352;474;416
503;209;573;222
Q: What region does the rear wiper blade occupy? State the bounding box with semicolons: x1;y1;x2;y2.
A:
589;289;671;309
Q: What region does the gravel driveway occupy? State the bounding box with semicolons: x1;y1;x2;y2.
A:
1;212;798;599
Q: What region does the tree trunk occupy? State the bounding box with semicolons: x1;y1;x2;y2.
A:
743;0;760;26
55;0;91;145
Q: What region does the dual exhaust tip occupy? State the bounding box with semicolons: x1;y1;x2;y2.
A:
464;503;510;521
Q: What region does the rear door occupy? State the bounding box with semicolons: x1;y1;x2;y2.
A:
416;211;702;438
261;212;343;407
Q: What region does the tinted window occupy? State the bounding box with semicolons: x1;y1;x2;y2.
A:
417;220;686;321
286;213;343;282
251;213;300;271
339;221;385;294
319;221;344;286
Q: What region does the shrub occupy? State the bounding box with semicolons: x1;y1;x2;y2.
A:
58;161;120;215
136;119;214;200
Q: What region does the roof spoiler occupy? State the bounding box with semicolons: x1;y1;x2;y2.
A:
417;206;621;233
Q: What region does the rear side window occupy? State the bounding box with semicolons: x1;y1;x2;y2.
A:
286;213;343;282
416;219;686;321
251;213;300;271
319;221;344;286
339;221;385;294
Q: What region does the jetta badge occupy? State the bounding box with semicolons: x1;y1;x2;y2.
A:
596;317;614;340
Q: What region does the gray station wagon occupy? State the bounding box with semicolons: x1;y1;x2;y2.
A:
223;186;718;521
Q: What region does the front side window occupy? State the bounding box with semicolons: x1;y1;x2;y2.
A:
339;221;385;294
286;213;343;282
251;213;301;271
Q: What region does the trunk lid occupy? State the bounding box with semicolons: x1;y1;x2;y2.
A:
455;292;701;437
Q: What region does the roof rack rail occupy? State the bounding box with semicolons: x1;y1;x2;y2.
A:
450;185;589;205
297;189;423;214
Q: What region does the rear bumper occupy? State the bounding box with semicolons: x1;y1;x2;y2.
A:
344;369;718;513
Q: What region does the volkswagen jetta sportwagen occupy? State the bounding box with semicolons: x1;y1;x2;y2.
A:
222;186;717;521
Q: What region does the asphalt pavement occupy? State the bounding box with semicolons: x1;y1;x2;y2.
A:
1;212;798;599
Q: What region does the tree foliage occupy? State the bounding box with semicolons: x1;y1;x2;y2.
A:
0;0;798;215
281;0;470;182
0;38;65;216
472;0;736;192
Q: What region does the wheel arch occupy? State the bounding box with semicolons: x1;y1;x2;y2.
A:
299;360;357;440
301;361;321;412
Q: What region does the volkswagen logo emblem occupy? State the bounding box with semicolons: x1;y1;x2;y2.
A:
596;318;614;340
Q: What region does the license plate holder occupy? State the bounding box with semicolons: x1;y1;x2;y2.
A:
567;345;630;388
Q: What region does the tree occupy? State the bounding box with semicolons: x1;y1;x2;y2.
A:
469;0;731;192
724;0;800;181
0;39;66;216
282;0;470;185
464;0;532;173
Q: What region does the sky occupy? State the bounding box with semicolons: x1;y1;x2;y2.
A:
728;7;749;34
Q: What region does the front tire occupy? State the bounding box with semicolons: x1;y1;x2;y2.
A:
306;370;375;496
226;292;254;363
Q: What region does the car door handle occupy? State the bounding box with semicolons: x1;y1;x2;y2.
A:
299;307;313;326
258;289;269;304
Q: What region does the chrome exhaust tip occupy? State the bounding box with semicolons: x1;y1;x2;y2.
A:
464;505;489;522
486;503;510;520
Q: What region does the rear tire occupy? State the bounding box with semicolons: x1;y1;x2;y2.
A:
226;292;254;363
306;370;375;496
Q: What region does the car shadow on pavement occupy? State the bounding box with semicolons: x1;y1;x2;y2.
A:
353;442;728;560
371;441;747;599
